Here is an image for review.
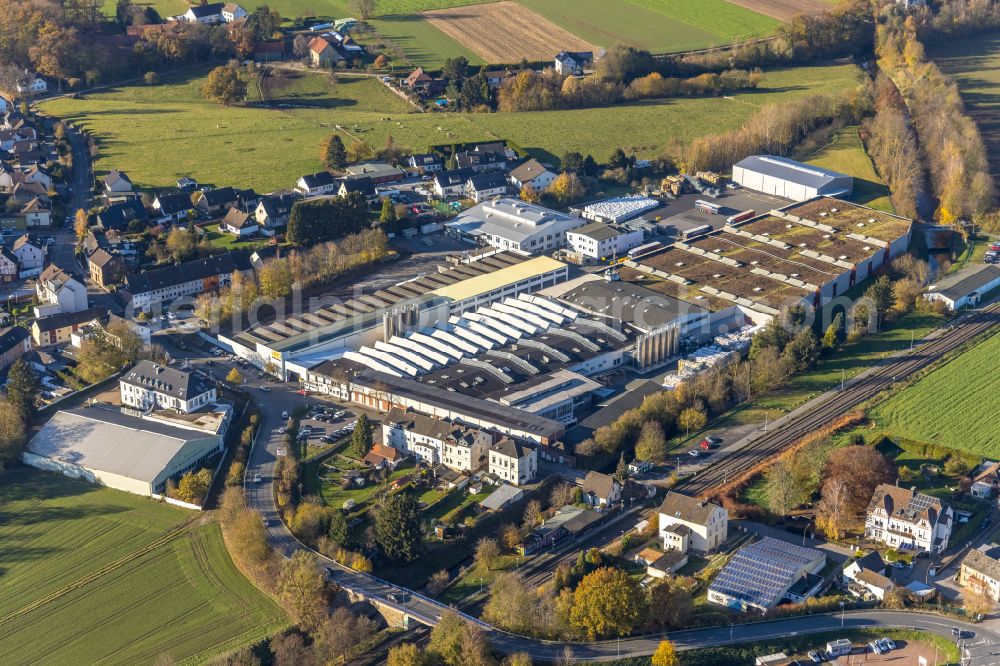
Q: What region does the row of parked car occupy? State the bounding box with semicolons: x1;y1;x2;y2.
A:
806;637;895;663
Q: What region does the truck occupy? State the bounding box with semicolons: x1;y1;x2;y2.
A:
696;170;725;186
628;241;664;260
694;199;722;214
726;209;755;224
682;224;712;240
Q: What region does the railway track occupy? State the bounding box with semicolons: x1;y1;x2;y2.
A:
678;302;1000;497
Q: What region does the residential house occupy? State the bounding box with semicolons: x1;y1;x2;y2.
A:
9;181;48;207
103;169;133;194
96;200;148;231
382;407;453;465
235;188;262;212
20;198;51;227
344;161;406;185
483;69;515;89
120;360;217;413
254;40;286;62
16;77;47;95
581;471;622;507
0;247;18;282
444;428;492;474
488;437;537;486
466;172;508;202
221;3;247;21
13;164;52;190
36;265;88;314
959;543;1000;602
32;307;104;346
11;235;45;271
865;483;953;554
432;168;476;197
0;326;30;372
222;208;259;236
554;51;594;76
408;153;443;174
194;187;238;216
843;551;892;601
456;149;508;173
88;248;123;288
177;177;199;191
402;67;434;92
509;158;558;191
308;37;339;68
123;250;254;312
152;192;193;224
518;505;603;555
363;442;405;470
337;176;377;202
254;193;297;234
296;171;337;196
635;547;689;579
658;491;728;553
183;2;224;23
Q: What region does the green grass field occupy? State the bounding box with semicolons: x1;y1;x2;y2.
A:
870;330;1000;457
41;62;862;192
0;469;287;665
932;31;1000;181
804;125;894;213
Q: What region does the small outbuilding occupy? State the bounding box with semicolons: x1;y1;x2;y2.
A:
923;264;1000;310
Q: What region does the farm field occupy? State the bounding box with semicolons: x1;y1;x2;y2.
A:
40;61;862;192
803;125;893;213
932;31;1000;182
870;330;1000;457
0;469;287;665
423;2;595;64
723;0;836;21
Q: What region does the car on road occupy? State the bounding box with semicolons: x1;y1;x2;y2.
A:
387;592;409;603
259;386;271;392
256;372;264;379
206;360;214;366
281;411;289;419
261;517;269;527
252;473;261;483
278;427;286;434
324;567;338;579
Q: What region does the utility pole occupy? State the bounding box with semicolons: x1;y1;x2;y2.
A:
841;368;845;392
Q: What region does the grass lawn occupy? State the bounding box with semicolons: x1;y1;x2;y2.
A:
803;125;894;213
0;468;287;665
367;14;484;69
438;554;520;604
670;308;947;449
314;459;416;512
948;234;996;274
870;329;1000;457
203;224;274;251
41;62;862;192
932;31;1000;182
425;483;494;523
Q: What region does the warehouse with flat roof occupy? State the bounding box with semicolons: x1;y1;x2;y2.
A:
23;406;224;498
924;264;1000;310
220;250;569;379
445;198;585;254
733;155;853;202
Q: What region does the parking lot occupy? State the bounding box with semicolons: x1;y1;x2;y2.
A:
642;189;793;237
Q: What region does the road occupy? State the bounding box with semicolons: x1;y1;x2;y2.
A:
678;301;1000;497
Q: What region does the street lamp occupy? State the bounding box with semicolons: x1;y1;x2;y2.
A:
840;601;845;627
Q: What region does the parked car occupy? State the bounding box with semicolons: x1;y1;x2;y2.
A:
880;637;895;651
868;642;883;655
699;439;712;450
807;651;822;664
281;411;289;419
259;386;271;392
688;450;700;457
278;427;286;434
252;473;261;483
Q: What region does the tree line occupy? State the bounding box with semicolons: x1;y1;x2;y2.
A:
287;192;369;246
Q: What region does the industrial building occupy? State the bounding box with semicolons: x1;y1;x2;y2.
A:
732;156;853;202
22;406;224;499
923;264;1000;310
580;196;659;224
565;221;645;261
708;537;826;613
624;197;912;319
445;198;585;254
221;250;569;379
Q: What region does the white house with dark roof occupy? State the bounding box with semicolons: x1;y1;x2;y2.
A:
466;172;509;202
103;169;133;194
152;192;193;224
296;171;337;196
509;159;557;191
222;208;259;236
581;470;622;506
255;193;297;234
865;483;952;554
566;221;644;260
658;491;728;553
120;360;217;413
36;265;87;314
924;264;1000;310
222;2;247;21
183;2;225;23
11;234;44;271
554;51;593;76
488;437;537;485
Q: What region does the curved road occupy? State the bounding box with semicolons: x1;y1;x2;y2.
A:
239;366;1000;662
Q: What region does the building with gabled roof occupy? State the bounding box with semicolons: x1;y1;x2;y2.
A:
36;265;87;314
296;171;337;196
582;470;621;507
123;250;254;312
488;437;536;486
960;543;1000;602
0;325;30;372
732;155;853;202
658;491;728;553
120;360;217;414
103;169;133;193
508;159;557;191
924;264;1000;311
865;483;952;554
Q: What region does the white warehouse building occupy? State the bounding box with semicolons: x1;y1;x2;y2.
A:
445;198;585;254
732;155;853;202
566;221;645;261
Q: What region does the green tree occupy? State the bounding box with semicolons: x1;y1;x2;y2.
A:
570;567;645;639
379;196;398;227
763;458;811;516
613;452;628;483
635;420;667;463
646;580;691;629
6;358;39;422
474;536;500;571
822;312;844;350
374;492;422;561
782;328;820;373
321;134;347;171
201;65;247;106
165;226;196;261
0;400;26;472
677;408;706;437
387;643;430;666
561;151;585;173
351;413;372;457
651;640;679;666
865;275;894;320
277;550;327;630
427;610;466;666
327;509;348;545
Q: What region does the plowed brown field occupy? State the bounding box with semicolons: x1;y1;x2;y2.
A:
724;0;833;20
422;1;596;63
